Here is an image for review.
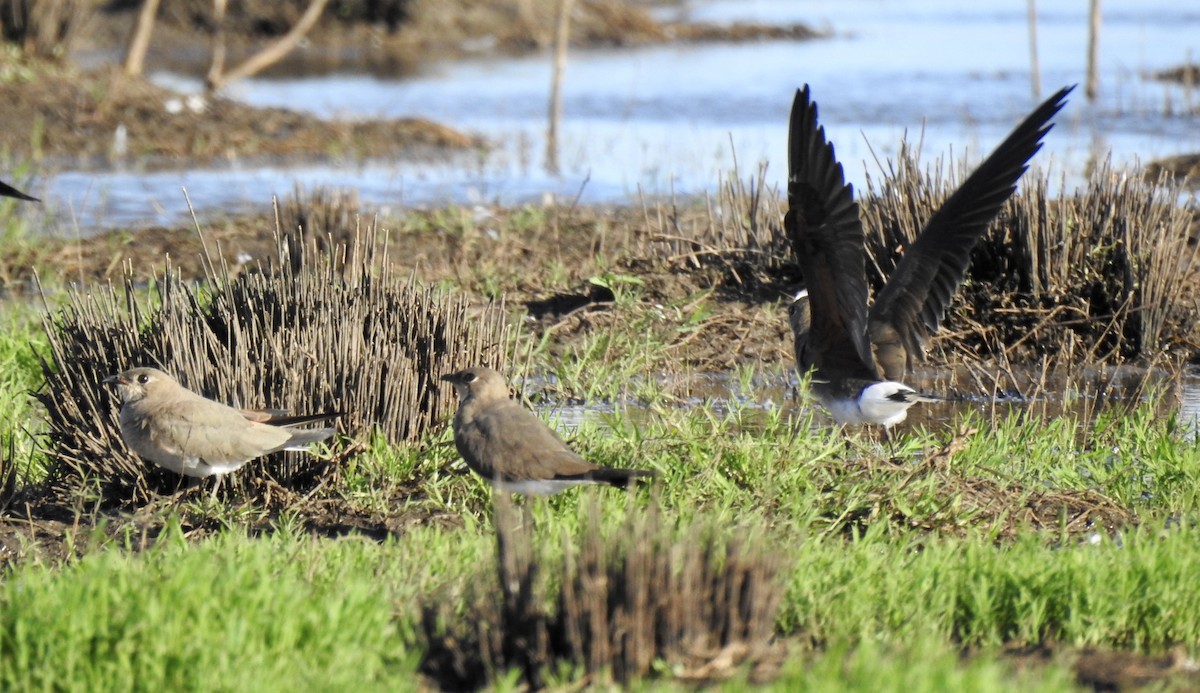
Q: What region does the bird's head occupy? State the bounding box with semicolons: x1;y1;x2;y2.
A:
440;367;509;403
103;367;176;404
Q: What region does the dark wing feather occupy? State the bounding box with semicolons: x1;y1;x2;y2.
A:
581;466;655;487
0;180;38;202
465;401;597;482
869;85;1073;375
785;85;878;381
240;408;342;427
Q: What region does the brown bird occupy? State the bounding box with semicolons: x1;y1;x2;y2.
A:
441;367;654;495
0;179;38;202
105;367;337;498
786;84;1072;428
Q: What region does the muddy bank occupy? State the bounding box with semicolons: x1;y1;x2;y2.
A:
0;62;478;168
15;151;1200;375
76;0;826;79
14;195;795;371
0;481;464;571
1146;62;1200;181
1146;152;1200;188
0;0;826;178
1152;63;1200;87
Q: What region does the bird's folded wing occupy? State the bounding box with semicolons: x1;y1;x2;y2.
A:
470;403;597;481
785;85;878;380
146;399;292;463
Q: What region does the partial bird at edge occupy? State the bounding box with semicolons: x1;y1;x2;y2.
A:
0;179;38;202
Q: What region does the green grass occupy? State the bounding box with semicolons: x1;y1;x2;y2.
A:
3;498;1196;690
777;521;1200;647
3;291;1200;689
0;523;435;691
0;299;50;478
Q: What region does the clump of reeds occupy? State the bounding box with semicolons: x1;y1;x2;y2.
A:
640;162;794;297
275;185;365;273
419;498;786;689
0;0;94;59
860;151;1199;365
34;219;518;505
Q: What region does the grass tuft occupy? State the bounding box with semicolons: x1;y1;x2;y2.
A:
419;496;787;688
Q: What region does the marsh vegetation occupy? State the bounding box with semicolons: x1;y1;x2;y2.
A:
2;1;1200;688
1;150;1199;689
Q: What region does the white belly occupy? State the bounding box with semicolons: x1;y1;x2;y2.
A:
821;381;916;428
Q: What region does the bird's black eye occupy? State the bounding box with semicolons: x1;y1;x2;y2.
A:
464;373;477;383
137;374;150;384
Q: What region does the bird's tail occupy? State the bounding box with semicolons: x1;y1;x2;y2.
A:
584;467;657;488
272;411;343;427
280;427;337;450
903;391;943;404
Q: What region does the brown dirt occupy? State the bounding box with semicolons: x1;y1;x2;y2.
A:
14;194;797;371
1003;642;1200;692
0;62;479;168
74;0;826;79
0;477;463;572
1147;63;1200;183
1146;152;1200;188
1152;63;1200;87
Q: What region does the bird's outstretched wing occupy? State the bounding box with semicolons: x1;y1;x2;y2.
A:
868;85;1073;377
785;85;878;381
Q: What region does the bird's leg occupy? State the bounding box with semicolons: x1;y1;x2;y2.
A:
521;495;535;534
883;426;908;462
209;475;222;503
492;492;531;602
166;475;203;504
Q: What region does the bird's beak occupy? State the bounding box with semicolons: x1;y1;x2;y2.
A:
440;373;457;384
103;374;124;386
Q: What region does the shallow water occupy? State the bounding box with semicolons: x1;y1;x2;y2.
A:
27;0;1200;233
537;364;1200;441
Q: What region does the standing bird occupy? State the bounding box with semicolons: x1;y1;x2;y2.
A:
441;367;655;495
0;180;38;202
105;367;337;499
787;84;1072;429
